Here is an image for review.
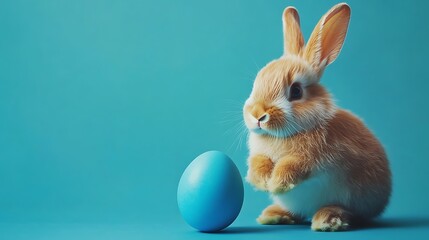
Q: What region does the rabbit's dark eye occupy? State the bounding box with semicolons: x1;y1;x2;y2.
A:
288;83;303;101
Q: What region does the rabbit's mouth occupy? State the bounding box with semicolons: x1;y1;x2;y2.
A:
249;125;283;137
250;126;265;134
248;122;305;138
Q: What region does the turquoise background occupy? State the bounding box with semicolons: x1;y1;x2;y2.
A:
1;0;428;239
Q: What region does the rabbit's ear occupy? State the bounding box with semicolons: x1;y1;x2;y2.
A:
283;7;304;56
304;3;350;69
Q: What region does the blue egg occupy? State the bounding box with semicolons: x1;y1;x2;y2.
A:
177;151;244;232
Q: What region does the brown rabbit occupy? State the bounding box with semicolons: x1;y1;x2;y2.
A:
243;3;391;231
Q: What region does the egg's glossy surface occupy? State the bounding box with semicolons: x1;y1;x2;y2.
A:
177;151;244;232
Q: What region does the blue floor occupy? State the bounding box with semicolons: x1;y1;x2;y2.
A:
2;215;429;240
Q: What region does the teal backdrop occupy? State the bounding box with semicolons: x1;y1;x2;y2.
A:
1;0;428;239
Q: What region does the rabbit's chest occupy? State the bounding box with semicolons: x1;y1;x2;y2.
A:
248;133;291;162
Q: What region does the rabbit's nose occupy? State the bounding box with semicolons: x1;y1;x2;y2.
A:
258;114;269;123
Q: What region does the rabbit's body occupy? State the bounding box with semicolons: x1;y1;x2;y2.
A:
243;4;391;231
249;109;390;220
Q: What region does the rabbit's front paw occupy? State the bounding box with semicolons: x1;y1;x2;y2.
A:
246;155;274;191
268;161;301;194
268;177;295;194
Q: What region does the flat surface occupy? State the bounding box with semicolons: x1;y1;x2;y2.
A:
2;215;429;240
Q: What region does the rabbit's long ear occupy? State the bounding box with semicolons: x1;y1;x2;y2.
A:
283;7;304;56
304;3;351;69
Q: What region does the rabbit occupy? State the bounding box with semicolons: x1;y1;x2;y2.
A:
243;3;391;231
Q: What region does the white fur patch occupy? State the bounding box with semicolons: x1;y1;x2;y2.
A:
248;132;288;162
272;169;351;218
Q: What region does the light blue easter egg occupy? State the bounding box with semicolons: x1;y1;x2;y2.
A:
177;151;244;232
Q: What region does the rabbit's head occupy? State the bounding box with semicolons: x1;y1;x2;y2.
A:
243;3;351;137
